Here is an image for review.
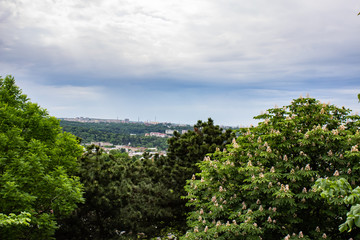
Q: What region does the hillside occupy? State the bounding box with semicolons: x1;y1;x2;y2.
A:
59;119;193;150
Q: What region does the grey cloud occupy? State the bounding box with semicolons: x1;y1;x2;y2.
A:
1;0;360;125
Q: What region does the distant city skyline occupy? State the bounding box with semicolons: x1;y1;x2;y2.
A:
62;117;248;129
1;1;360;126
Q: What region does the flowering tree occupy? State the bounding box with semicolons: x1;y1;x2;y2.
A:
183;97;360;239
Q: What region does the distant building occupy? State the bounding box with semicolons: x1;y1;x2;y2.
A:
90;142;113;147
165;130;175;135
149;132;167;138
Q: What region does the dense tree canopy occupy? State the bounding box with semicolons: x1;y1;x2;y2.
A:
183;97;360;239
165;119;235;233
0;76;84;239
56;119;234;239
56;146;177;239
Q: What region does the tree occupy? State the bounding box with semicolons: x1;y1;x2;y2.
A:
56;145;173;239
56;145;132;240
315;178;360;233
313;94;360;233
0;75;84;239
57;119;235;239
164;118;234;234
183;97;360;239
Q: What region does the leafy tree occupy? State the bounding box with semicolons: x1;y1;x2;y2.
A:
312;93;360;234
315;178;360;233
0;75;84;239
183;97;360;239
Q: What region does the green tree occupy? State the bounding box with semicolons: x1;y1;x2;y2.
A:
311;94;360;234
57;119;234;239
164;118;234;234
56;146;178;239
56;145;132;239
315;178;360;233
183;97;360;239
0;75;84;239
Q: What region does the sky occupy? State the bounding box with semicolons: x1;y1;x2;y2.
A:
1;0;360;126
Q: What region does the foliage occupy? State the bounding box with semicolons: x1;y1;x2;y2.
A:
0;212;31;227
315;178;360;233
60;120;193;150
57;119;234;239
56;145;175;239
165;118;235;234
183;97;360;239
0;75;84;239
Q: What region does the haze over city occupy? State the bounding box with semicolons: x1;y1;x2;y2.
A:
1;0;360;126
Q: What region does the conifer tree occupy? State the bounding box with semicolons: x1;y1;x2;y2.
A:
164;118;234;234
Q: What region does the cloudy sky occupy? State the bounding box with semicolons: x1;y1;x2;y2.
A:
1;0;359;126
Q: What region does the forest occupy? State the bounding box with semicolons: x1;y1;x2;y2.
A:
60;120;193;150
1;75;360;240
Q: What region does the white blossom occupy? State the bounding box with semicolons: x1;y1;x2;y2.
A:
216;221;221;227
351;145;359;152
327;150;333;156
